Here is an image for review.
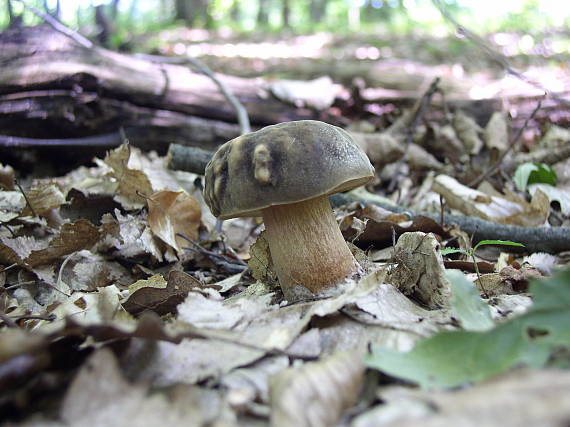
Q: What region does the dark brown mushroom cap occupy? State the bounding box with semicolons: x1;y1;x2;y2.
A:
204;120;375;219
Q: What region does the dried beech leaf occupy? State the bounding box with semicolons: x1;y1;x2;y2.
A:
37;285;129;335
122;273;202;316
269;76;336;110
389;232;451;308
61;349;227;427
99;210;164;262
453;110;483;155
355;370;570;427
0;191;25;222
248;231;278;285
270;352;364;427
433;175;525;223
342;208;447;248
104;144;154;209
0;328;47;363
27;219;101;267
0;235;46;266
0;164;15;190
484;111;509;153
147;190;201;255
61;250;132;291
21;182;66;217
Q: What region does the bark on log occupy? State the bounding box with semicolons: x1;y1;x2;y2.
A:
0;25;336;153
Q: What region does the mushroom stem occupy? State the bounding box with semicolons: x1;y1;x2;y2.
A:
262;196;359;298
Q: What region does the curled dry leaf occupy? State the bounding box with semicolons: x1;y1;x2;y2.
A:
103;144;154;209
248;231;278;285
351;132;405;167
453;109;483;155
388;232;451;309
484;111;509;153
270;351;364;427
60;348;234;427
20;182;66;217
269;76;336;110
341;204;448;249
147;190;202;256
433;175;523;223
355;370;570;427
434;175;551;226
0;219;100;268
122;272;203;316
0;163;15;190
0;191;25;222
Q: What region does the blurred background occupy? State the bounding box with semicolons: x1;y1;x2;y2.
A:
2;0;569;80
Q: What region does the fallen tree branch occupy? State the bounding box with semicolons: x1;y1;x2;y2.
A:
168;144;213;174
16;0;252;137
167;147;570;253
0;132;122;147
331;193;570;254
136;54;251;135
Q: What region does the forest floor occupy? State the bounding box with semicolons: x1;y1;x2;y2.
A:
1;24;570;426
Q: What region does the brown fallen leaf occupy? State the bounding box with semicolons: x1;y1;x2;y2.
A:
341;205;448;249
146;190;201;256
20;182;66;217
0;164;15;190
0;219;100;269
122;272;203;316
270;351;364;427
59;348;233;427
433;174;550;226
103;144;154;209
389;231;451;309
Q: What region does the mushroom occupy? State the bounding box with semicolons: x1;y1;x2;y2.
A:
204;120;375;300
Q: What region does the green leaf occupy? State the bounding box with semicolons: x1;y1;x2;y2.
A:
447;270;494;331
514;162;557;192
473;239;525;252
367;269;570;389
440;248;466;256
528;163;557;187
514;162;539;192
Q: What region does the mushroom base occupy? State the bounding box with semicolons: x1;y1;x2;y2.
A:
262;196;359;299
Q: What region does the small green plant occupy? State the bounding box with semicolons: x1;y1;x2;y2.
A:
514;162;557;192
441;240;525;295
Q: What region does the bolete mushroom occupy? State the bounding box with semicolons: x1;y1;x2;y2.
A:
204;120;374;300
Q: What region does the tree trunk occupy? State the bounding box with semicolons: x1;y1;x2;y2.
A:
43;0;60;18
175;0;189;22
282;0;291;28
0;25;335;153
110;0;120;20
309;0;328;23
95;5;112;47
230;0;241;23
257;0;270;27
7;0;23;28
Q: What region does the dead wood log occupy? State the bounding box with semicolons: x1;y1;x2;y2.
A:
0;25;336;152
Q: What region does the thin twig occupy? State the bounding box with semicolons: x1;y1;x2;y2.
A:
13;0;94;49
0;310;18;328
136;53;251;135
387;77;442;194
469;100;542;187
15;179;36;217
432;0;570;107
405;77;441;146
178;233;247;266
